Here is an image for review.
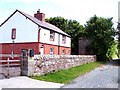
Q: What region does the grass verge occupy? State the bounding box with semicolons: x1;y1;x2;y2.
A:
30;61;105;84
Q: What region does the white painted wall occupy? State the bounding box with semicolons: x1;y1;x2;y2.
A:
40;28;71;47
59;35;71;47
0;11;38;43
66;36;71;47
40;28;59;45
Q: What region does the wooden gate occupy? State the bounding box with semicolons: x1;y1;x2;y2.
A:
0;49;34;79
0;54;21;79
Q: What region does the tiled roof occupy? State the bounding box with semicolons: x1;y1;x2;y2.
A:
17;10;69;36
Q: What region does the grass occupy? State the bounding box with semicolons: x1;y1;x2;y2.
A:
31;61;105;84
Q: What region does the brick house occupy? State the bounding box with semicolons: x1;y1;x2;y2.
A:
0;9;71;55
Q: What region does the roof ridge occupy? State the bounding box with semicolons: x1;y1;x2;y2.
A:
1;9;70;37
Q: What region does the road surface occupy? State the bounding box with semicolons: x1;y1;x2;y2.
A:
62;61;119;88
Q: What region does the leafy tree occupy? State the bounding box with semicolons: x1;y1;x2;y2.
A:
85;15;115;60
46;17;67;32
66;20;85;54
117;23;120;58
46;17;85;54
107;40;118;59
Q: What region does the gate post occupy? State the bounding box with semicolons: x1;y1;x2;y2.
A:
21;49;34;76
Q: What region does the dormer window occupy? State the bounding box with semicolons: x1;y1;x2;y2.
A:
50;31;55;41
62;35;66;44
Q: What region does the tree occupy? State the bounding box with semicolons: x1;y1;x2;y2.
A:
66;20;85;54
117;23;120;58
85;15;115;60
46;17;67;32
46;17;85;54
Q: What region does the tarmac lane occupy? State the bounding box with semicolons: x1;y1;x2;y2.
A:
0;60;119;89
62;62;119;88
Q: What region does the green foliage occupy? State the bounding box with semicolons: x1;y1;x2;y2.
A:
31;61;104;84
66;20;85;54
118;41;120;58
46;15;116;60
107;40;118;59
46;17;67;32
46;17;85;54
85;15;115;60
117;23;120;58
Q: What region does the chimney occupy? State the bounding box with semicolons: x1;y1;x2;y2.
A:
34;9;45;22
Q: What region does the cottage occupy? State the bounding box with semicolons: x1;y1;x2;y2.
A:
0;9;71;55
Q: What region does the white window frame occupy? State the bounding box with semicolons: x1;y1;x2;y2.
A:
50;31;55;41
62;35;66;44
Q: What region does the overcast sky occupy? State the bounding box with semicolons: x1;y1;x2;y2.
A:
0;0;119;28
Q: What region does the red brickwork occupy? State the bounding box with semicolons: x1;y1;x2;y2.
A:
43;44;58;55
42;43;71;55
1;43;71;55
1;42;40;54
59;46;71;55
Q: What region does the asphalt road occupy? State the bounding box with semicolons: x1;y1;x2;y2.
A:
62;61;119;88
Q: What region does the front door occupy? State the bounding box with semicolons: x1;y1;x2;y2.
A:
40;47;44;55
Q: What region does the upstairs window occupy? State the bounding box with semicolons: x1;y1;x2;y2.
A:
50;31;55;41
50;48;54;55
11;28;16;40
62;35;66;44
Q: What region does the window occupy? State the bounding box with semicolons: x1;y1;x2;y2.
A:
62;49;66;55
62;35;66;44
50;31;55;41
50;48;54;55
11;28;16;39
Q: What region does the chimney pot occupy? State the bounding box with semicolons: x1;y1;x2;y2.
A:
37;9;40;13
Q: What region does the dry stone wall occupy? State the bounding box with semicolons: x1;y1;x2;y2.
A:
33;55;96;76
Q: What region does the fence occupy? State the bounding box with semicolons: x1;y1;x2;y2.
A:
33;55;96;76
0;54;21;79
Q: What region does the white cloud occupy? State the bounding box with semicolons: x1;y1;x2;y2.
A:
0;0;119;26
47;0;119;25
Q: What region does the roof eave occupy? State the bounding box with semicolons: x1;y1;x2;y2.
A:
0;10;18;27
0;9;71;38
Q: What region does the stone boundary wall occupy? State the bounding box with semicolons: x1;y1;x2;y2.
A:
0;67;20;79
33;55;96;76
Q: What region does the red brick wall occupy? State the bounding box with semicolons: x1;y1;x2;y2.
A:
1;42;71;55
1;42;40;54
43;43;71;55
43;44;58;55
59;46;71;55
